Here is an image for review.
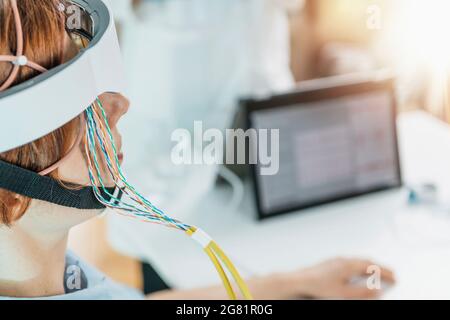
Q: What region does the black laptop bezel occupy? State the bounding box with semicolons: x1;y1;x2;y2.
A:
242;76;402;220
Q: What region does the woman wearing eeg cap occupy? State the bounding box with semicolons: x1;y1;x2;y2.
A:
0;0;395;300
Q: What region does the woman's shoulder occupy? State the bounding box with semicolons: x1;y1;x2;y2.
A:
0;251;144;300
60;251;144;300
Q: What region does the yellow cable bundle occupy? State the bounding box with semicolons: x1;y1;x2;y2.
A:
186;227;253;300
83;101;251;300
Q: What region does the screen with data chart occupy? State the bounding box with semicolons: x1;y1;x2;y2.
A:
245;79;402;219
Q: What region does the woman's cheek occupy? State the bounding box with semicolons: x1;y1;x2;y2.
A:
58;147;91;186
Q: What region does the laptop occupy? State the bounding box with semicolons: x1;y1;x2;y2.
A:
241;73;402;219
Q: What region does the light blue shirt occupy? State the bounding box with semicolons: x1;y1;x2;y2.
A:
0;252;145;300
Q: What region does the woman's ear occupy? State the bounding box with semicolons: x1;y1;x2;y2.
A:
0;190;30;226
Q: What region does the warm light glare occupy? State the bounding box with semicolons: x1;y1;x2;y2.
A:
388;0;450;70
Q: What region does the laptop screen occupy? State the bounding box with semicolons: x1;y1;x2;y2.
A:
248;84;402;218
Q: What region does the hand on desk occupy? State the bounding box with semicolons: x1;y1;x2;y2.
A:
287;258;396;299
149;258;395;300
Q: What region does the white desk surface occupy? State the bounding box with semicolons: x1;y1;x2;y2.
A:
108;111;450;299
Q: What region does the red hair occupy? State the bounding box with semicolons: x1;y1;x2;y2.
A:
0;0;79;225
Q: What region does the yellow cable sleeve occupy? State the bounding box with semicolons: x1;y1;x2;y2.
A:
187;227;252;300
204;246;237;300
210;241;254;300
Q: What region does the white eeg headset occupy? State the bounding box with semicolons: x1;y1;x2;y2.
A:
0;0;125;154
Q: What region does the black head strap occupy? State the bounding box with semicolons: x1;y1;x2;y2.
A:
0;159;121;210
